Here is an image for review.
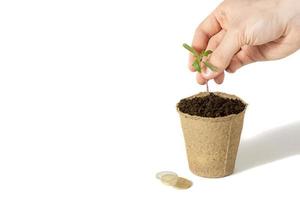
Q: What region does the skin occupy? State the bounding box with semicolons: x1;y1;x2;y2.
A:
188;0;300;84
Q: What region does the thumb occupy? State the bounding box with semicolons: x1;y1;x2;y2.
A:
202;31;241;79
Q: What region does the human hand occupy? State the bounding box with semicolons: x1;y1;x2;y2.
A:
189;0;300;84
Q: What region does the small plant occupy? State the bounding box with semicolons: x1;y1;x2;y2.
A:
183;43;219;92
183;43;218;73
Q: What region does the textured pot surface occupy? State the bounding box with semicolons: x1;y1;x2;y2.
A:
177;92;247;178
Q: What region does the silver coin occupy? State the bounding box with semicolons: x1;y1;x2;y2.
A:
155;171;178;180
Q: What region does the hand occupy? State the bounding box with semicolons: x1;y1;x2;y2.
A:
189;0;300;84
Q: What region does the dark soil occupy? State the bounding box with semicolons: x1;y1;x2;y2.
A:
178;93;246;118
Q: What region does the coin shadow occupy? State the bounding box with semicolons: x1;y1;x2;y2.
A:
235;121;300;173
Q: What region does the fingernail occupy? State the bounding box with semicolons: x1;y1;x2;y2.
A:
203;68;214;78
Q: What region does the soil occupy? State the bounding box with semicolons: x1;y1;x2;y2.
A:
178;93;246;118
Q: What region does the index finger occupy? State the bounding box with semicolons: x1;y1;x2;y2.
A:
189;13;222;71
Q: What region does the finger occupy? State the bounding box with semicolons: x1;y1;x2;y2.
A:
189;13;222;71
226;57;242;73
226;52;250;73
196;73;207;85
202;30;241;79
226;45;262;73
214;72;225;84
206;29;226;51
193;13;222;51
201;30;226;70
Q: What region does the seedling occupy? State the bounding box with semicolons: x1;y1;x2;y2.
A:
183;43;218;73
183;43;218;92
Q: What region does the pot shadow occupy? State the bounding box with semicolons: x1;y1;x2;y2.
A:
235;121;300;173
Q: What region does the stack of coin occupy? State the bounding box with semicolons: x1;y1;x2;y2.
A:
156;171;192;189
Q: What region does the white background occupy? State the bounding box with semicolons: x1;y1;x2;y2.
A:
0;0;300;199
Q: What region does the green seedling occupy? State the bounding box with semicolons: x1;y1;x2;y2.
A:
183;43;218;73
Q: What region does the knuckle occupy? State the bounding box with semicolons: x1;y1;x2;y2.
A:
237;51;249;63
225;67;234;73
227;67;237;73
229;28;244;46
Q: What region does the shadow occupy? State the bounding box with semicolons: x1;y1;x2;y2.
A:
235;121;300;173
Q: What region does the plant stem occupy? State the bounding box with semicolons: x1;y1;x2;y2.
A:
206;81;209;93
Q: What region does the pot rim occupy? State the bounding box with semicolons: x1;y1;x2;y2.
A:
176;92;248;122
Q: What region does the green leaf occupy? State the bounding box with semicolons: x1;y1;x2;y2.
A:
183;43;198;57
203;61;218;72
202;50;213;56
192;60;201;72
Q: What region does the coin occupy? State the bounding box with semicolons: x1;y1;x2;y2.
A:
160;174;178;186
156;171;192;189
173;177;193;189
155;171;178;180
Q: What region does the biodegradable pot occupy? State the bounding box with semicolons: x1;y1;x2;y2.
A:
177;92;247;178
